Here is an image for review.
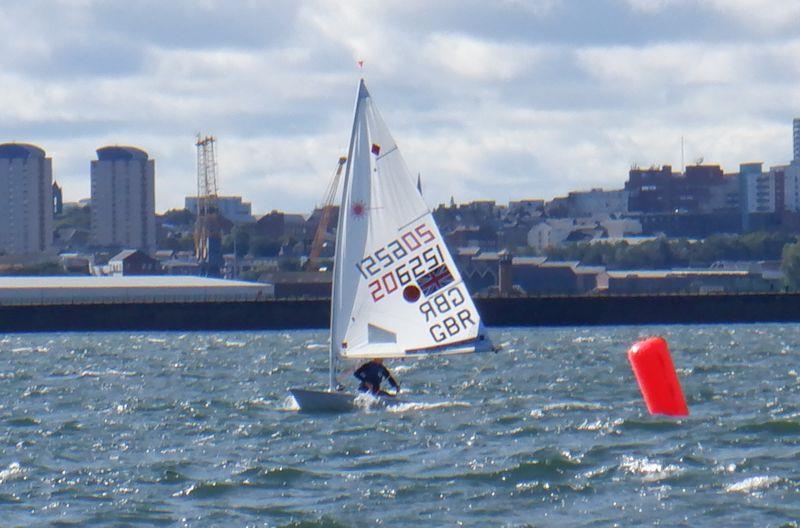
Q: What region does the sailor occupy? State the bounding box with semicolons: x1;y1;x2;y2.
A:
354;358;400;396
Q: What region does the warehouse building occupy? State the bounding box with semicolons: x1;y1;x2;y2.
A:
0;276;274;305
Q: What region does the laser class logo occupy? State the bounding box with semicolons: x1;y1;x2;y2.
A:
351;200;367;219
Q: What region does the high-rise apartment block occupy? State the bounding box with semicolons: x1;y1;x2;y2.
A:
0;143;53;254
90;146;156;253
793;117;800;164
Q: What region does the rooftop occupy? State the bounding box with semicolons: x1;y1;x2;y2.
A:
0;276;263;289
96;146;148;162
0;143;46;159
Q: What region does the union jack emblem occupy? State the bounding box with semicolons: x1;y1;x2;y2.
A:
417;264;454;297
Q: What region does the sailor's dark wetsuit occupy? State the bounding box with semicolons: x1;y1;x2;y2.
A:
354;361;399;395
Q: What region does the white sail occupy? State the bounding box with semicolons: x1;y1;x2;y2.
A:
331;80;492;360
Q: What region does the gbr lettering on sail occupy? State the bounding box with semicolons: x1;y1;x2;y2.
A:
354;221;476;343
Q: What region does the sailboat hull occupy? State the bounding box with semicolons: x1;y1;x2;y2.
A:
289;388;398;412
289;388;356;412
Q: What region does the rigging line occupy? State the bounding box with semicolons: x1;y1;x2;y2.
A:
375;145;398;161
398;211;430;231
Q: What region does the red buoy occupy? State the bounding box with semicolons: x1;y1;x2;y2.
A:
627;337;688;416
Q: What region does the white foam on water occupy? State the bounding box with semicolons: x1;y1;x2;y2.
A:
390;364;413;374
386;400;471;413
725;475;781;494
576;418;623;433
305;343;327;350
620;455;682;482
531;401;607;418
0;462;24;483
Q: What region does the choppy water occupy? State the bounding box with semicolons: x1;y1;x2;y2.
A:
1;325;800;526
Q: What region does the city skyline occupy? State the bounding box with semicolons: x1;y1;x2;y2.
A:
1;1;799;213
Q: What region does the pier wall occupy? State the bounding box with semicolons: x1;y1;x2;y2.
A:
2;293;800;332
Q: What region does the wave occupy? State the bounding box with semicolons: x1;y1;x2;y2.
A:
575;418;624;434
530;401;607;418
620;417;686;431
456;451;583;484
11;346;48;353
725;475;781;494
172;480;238;499
276;518;351;528
735;419;800;434
619;455;682;482
7;416;40;427
0;462;24;484
386;400;471;413
235;466;308;487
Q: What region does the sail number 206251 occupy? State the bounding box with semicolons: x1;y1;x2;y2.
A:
356;223;443;302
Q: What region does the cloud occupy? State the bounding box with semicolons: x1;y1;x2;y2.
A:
0;0;799;215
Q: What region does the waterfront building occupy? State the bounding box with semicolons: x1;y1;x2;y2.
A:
107;249;161;276
0;143;53;255
738;162;781;232
90;146;156;253
739;162;776;214
780;163;800;212
0;275;273;305
185;195;254;224
794;117;800;163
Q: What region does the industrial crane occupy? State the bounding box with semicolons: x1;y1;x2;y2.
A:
194;134;224;276
307;156;347;270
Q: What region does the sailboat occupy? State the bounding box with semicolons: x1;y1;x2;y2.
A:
290;79;494;412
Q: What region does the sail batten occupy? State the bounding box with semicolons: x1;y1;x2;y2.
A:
333;79;491;360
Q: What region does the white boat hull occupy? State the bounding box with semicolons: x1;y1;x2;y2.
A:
289;388;397;412
289;389;356;412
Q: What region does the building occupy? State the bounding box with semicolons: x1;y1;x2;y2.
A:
90;146;156;253
258;271;331;298
255;211;307;241
0;143;53;255
106;249;161;276
185;195;254;224
602;268;780;294
626;165;675;214
794;117;800;164
780;163;800;213
738;162;781;232
547;188;628;218
0;275;273;305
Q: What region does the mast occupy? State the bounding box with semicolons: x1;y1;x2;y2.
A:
329;79;366;391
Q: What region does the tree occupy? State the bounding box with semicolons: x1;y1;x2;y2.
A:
782;241;800;291
222;227;250;257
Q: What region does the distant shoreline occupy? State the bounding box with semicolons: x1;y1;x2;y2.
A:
2;292;800;332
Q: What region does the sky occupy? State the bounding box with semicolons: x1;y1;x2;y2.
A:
2;0;800;215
